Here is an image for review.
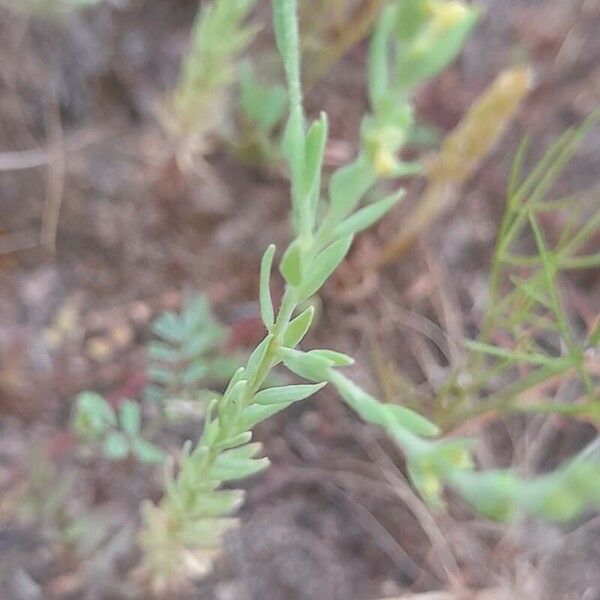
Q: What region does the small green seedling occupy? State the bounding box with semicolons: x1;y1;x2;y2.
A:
72;392;165;464
145;294;240;412
161;0;258;165
360;0;479;177
376;65;531;264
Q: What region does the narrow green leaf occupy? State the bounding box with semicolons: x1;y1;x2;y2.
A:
219;379;248;434
209;456;270;481
186;489;246;519
254;382;326;406
279;240;304;287
221;380;248;425
103;432;130;461
464;340;570;367
328;156;377;221
147;342;180;362
223;367;246;397
239;403;292;430
119;400;141;436
332;190;403;238
218;442;263;462
179;517;239;548
245;334;273;382
151;312;184;344
131;439;166;464
182;361;210;385
201;418;220;448
302;113;328;201
521;459;600;521
260;244;276;329
309;349;354;366
384;404;440;437
299;235;353;301
283;306;314;347
280;347;332;382
215;431;253;451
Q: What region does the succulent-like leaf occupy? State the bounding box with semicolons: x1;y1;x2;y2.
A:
332;190;403;238
254;382;326;406
280;240;304;287
280;347;332;382
328;156;377;221
260;244;276;329
302;113;328;204
283;306;314;347
298;235;353;301
245;335;273;382
119;400;141;436
308;349;354;366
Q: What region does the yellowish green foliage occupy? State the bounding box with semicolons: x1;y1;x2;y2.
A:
431;67;532;184
161;0;258;165
376;66;532;264
362;0;479;177
300;0;386;86
72;393;165;464
375;115;600;431
461;115;600;423
145;294;239;408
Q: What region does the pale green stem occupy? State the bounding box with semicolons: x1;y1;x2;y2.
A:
274;0;311;237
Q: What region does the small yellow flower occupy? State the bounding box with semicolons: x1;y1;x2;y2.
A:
446;446;474;470
374;148;396;176
426;0;470;31
420;471;442;502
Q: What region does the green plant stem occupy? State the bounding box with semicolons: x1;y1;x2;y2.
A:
274;0;309;236
160;273;305;520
